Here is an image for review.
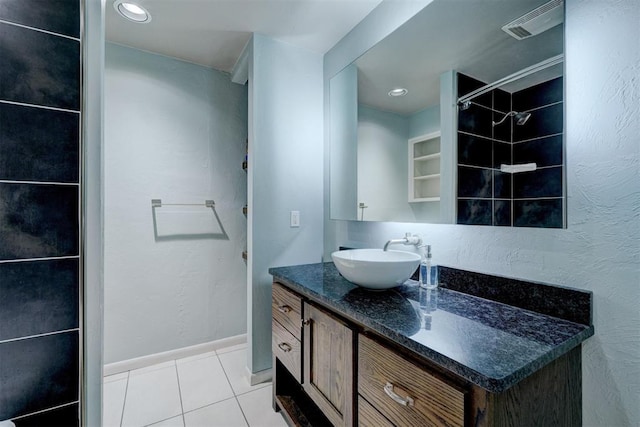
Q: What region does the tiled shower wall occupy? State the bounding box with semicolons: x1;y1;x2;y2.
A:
457;73;564;227
0;1;81;425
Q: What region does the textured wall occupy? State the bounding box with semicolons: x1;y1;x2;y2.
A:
408;104;440;139
0;0;81;424
247;34;324;374
324;0;639;425
104;43;248;363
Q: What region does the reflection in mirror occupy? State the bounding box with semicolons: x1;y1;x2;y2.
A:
329;0;565;227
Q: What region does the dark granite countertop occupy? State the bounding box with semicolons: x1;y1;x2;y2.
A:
269;262;594;393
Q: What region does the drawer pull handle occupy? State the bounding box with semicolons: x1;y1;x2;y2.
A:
302;319;311;326
278;342;292;352
277;305;292;314
384;382;415;407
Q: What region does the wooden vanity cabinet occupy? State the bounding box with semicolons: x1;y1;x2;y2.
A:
272;282;354;426
303;302;355;427
272;283;303;383
271;281;582;427
358;334;465;427
272;282;303;341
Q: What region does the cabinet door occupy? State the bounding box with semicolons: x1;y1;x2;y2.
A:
303;302;354;427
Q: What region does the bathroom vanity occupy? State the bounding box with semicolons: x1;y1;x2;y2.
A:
269;263;593;426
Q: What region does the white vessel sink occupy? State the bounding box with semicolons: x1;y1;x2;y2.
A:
331;249;421;290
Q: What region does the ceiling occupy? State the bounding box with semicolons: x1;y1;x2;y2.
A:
105;0;383;72
353;0;564;115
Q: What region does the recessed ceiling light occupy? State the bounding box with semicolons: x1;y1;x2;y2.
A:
114;0;151;23
388;88;408;97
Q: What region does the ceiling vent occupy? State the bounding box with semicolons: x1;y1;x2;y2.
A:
502;0;563;40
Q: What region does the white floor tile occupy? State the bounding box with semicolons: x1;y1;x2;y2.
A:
103;377;128;427
147;415;185;427
104;372;129;384
176;351;217;365
216;343;246;355
218;349;270;396
184;398;248;427
121;365;183;427
129;360;176;377
177;354;235;412
237;386;286;427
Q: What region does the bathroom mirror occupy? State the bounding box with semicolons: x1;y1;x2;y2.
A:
329;0;565;227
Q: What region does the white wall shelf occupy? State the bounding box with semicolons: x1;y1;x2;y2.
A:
409;131;441;202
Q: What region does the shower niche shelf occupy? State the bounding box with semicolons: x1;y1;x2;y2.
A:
409;131;441;202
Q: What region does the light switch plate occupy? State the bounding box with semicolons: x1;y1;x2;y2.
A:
290;210;300;227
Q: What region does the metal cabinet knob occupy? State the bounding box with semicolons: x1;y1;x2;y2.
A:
277;342;292;353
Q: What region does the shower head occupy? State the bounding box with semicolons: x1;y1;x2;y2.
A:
492;111;532;127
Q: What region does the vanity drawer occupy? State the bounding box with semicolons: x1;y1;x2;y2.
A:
358;334;465;427
359;395;393;427
272;319;301;383
272;282;302;340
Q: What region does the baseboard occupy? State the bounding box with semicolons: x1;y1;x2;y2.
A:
103;333;247;376
245;365;272;386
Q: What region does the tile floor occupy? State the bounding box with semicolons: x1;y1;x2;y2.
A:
103;344;287;427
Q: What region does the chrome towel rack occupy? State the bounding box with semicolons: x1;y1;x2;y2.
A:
151;199;215;208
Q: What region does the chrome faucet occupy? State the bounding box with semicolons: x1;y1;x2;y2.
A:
383;233;422;251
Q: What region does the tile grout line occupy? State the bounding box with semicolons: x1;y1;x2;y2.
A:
217;352;251;426
173;360;186;426
106;346;251;427
119;371;130;427
0;99;81;114
0;255;80;265
0;179;80;186
0;328;79;345
8;400;79;422
0;18;81;41
182;395;237;416
234;394;251;427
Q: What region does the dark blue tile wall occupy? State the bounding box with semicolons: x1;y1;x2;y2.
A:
458;102;492;139
493;88;511;113
513;102;564;142
513;134;563;168
457;133;492;168
513;166;563;199
0;22;80;110
514;199;564;228
0;0;81;422
493;171;511;199
0;259;79;341
458;73;491;108
494;140;511;168
513;77;563;112
0;332;79;420
13;403;79;427
458;166;492;198
457;199;492;225
0;183;79;260
0;0;80;38
0;103;80;182
456;73;564;227
492;109;511;142
493;200;511;227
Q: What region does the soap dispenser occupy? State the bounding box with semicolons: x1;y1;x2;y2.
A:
419;245;438;289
